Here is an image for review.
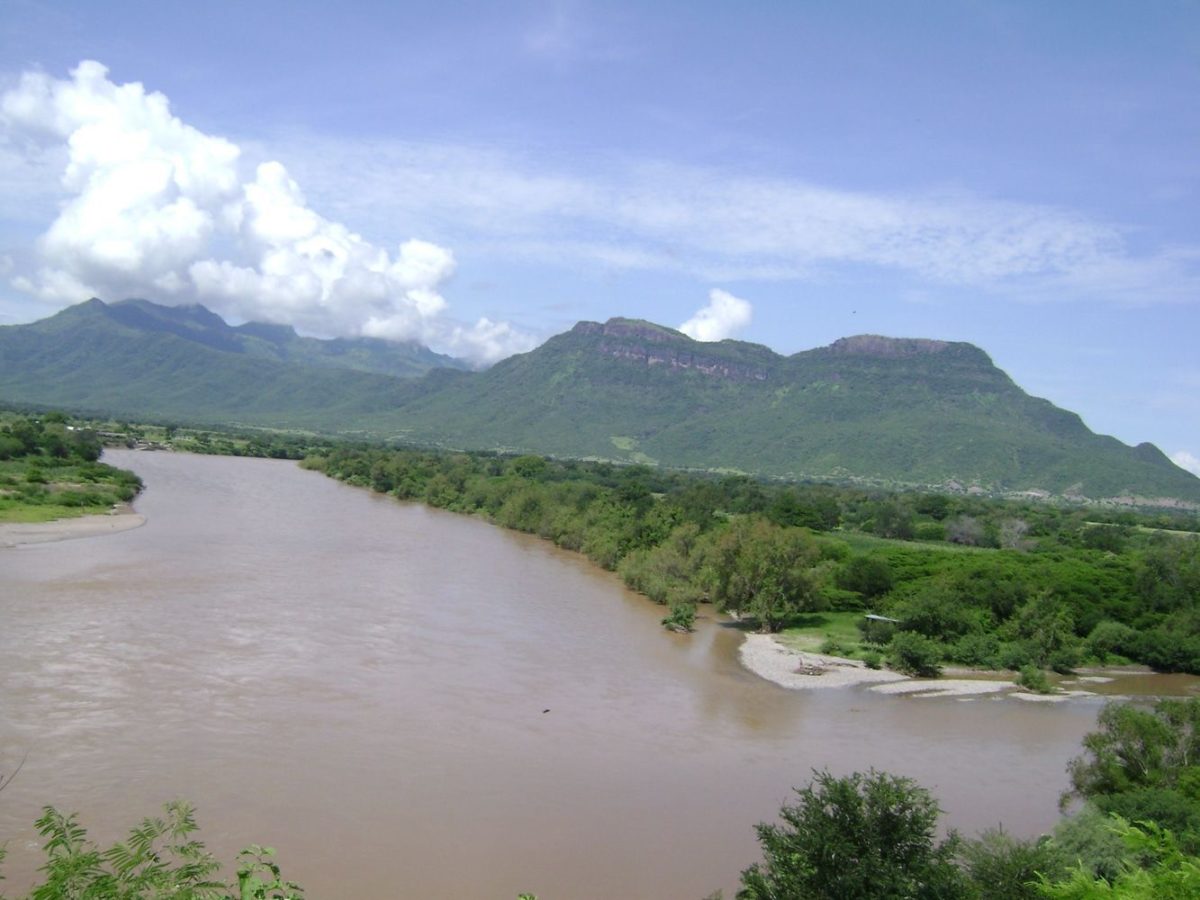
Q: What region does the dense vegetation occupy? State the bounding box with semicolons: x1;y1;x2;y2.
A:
307;444;1200;676
728;697;1200;899
0;412;142;522
0;299;449;431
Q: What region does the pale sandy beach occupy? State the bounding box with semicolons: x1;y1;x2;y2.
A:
739;632;908;690
0;507;145;548
740;632;1093;701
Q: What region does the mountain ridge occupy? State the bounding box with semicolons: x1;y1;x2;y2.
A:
0;301;1197;505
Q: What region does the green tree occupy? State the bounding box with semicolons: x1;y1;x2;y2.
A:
1065;698;1200;803
709;517;823;632
736;770;965;899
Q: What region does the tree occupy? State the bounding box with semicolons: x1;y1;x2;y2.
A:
709;518;822;632
737;770;965;899
946;515;986;547
1065;698;1200;804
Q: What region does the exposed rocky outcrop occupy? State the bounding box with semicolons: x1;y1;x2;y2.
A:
572;318;772;382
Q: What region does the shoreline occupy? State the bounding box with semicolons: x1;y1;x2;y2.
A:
738;633;1101;702
0;505;145;549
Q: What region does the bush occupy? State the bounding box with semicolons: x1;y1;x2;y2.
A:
859;616;898;646
949;632;1001;668
820;637;848;656
737;770;965;900
888;632;944;677
661;602;696;633
960;827;1062;900
1016;665;1054;694
1045;805;1135;882
861;650;883;669
1086;620;1138;664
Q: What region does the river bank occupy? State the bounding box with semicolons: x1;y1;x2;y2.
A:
0;505;145;548
736;632;1182;701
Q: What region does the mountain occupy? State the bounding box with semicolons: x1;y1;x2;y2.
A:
2;303;1197;503
368;318;1200;503
98;298;465;377
0;298;464;425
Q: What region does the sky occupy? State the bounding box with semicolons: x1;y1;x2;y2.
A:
0;0;1198;474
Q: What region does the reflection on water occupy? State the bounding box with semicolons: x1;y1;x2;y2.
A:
0;451;1123;898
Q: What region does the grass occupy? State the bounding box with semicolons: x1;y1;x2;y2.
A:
777;611;873;658
0;501;98;523
835;531;994;554
0;457;138;523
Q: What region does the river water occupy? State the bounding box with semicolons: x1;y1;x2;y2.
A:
0;450;1114;898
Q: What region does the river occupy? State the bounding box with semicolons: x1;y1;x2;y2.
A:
0;450;1112;898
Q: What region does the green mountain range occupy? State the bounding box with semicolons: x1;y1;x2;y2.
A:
0;298;464;425
2;300;1197;503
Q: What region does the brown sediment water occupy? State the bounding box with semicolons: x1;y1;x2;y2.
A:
0;450;1143;898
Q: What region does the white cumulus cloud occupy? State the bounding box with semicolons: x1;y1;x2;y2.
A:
679;288;753;341
0;61;531;366
1170;450;1200;478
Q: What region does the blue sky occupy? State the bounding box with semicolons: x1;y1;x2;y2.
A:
1;1;1198;475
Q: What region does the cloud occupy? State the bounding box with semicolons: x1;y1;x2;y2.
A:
278;138;1200;304
1170;451;1200;478
0;61;531;366
679;288;752;341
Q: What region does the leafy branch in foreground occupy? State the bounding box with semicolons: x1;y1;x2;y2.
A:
8;801;302;900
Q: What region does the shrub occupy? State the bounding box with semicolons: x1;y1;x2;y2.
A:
820;637;848;656
661;602;696;633
888;632;944;677
949;632;1001;668
1086;620;1138;664
960;827;1062;900
737;770;965;900
1016;665;1054;694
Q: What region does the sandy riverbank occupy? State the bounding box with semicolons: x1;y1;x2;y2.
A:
739;633;1093;701
0;506;145;548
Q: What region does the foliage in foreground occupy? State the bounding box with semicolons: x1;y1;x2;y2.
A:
735;770;965;899
731;700;1200;899
1036;818;1200;899
3;802;302;900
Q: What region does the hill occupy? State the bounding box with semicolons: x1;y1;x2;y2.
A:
0;298;462;426
1;302;1197;503
370;318;1200;503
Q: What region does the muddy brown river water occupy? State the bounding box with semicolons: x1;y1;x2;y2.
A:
0;450;1141;897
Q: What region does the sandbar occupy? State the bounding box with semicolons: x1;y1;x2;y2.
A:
739;632;1099;701
0;507;145;548
739;633;907;690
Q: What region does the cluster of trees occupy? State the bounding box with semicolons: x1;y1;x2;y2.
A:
729;697;1200;899
0;412;102;463
0;412;142;519
308;445;1200;676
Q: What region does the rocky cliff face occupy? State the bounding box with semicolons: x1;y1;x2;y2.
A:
571;319;772;382
824;335;952;357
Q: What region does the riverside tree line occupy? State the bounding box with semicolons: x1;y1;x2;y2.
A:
305;444;1200;678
